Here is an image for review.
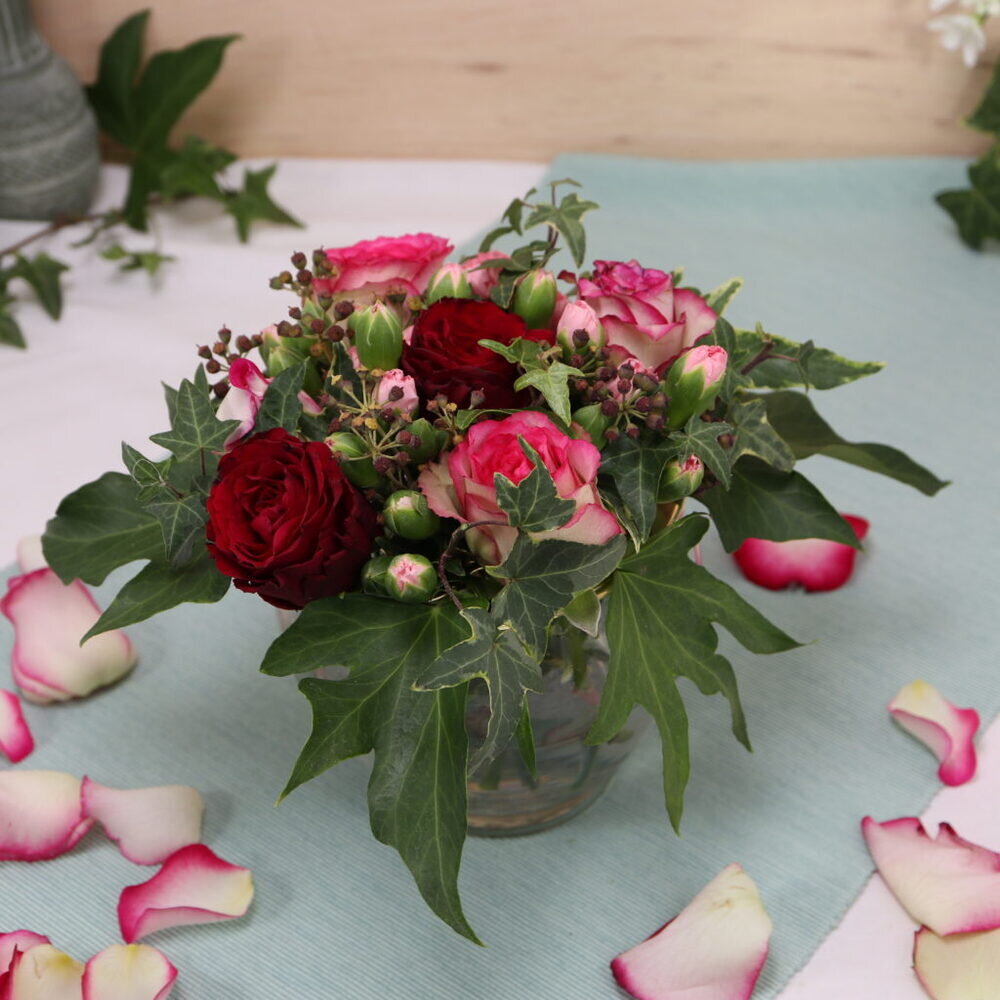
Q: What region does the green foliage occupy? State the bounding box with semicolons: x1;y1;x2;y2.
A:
599;435;679;542
936;144;1000;251
0;295;25;348
493;439;576;532
225;165;303;243
513;361;580;425
590;515;799;829
260;596;479;942
670;417;734;488
255;362;306;433
705;277;743;315
521;191;599;268
728;398;795;472
100;244;174;276
762;391;948;496
700;462;861;552
967;61;1000;135
0;253;70;347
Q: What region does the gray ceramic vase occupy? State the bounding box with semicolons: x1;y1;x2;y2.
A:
0;0;99;220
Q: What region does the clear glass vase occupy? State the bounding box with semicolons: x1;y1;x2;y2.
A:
465;623;649;837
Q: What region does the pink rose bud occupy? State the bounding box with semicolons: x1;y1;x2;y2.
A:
658;454;704;503
459;250;508;298
384;553;438;603
373;369;419;416
425;263;473;304
512;270;558;328
556;300;604;353
665;345;729;429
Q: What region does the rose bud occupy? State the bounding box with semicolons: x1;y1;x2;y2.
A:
512;269;558;329
373;369;419;416
555;300;605;354
348;301;404;370
570;404;612;449
658;454;705;503
424;262;473;304
383;489;442;541
326;432;380;488
400;417;448;463
361;555;392;594
664;344;729;429
384;554;438;603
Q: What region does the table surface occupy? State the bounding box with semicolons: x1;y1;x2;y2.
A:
0;157;997;999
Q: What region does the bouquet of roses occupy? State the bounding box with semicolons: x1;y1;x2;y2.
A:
39;181;944;940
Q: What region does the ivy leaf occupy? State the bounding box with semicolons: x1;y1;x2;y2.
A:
589;514;800;830
513;361;580;425
11;253;69;319
967;63;1000;134
936;144;1000;251
705;277;743;315
727;398;795;472
700;462;861;552
0;294;25;348
42;472;163;585
82;550;229;641
489;535;628;656
478;337;543;367
149;370;239;485
255;362;305;433
670;417;734;489
560;588;602;637
224;164;303;243
494;438;576;532
260;596;478;943
144;489;208;567
416;609;542;774
121;441;171;504
159;135;237;200
84;9;149;147
599;435;679;542
515;704;537;779
100;244;174;276
523;192;599;266
762;391;948;496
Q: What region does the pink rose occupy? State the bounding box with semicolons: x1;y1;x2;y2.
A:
217;358;323;449
459;250;508;299
313;233;453;301
555;299;604;352
373;369;419;416
578;259;717;373
418;411;622;565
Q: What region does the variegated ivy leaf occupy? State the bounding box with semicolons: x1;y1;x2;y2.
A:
705;277;743;315
728;398;795;472
494;437;576;532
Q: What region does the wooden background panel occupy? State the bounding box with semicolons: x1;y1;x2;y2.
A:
33;0;997;161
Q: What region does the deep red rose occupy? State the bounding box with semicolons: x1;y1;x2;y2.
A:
205;428;377;610
401;298;552;409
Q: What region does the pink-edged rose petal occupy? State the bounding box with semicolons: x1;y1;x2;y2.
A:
0;691;34;763
889;681;979;786
611;863;772;1000
82;944;177;1000
3;944;84;999
732;514;869;592
1;569;137;704
862;817;1000;936
914;925;1000;1000
0;933;50;974
118;844;254;942
82;779;204;866
15;537;47;574
0;770;92;861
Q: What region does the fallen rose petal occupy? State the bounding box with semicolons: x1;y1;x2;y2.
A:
118;844;254;942
3;943;84;999
0;932;50;974
1;569;137;704
82;944;177;1000
15;537;46;574
82;779;204;866
914;925;1000;1000
890;681;979;787
732;515;869;592
0;770;92;861
610;863;772;1000
0;691;34;763
862;817;1000;936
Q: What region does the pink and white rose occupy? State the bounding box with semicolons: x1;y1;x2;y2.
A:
418;411;622;565
579;259;717;373
373;369;419;416
313;233;453;301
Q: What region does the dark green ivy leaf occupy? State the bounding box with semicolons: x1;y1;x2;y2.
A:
590;514;800;830
84;9;149;147
11;253;69;319
261;596;478;943
144;489;208;567
255;362;306;433
513;361;580;425
224;164;303;243
670;417;734;489
599;434;679;542
159;135;237;201
523;192;598;267
494;438;576;532
936;144;1000;251
100;243;175;276
967;62;1000;134
0;294;25;348
727;398;795;472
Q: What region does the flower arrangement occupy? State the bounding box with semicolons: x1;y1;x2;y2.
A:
37;182;945;941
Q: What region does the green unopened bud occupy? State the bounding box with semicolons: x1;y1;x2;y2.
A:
425;263;473;304
571;404;611;449
385;553;437;603
348;302;403;370
657;455;704;503
326;432;379;488
383;490;441;540
262;332;314;377
665;345;729;429
361;555;392;594
512;270;558;328
401;418;448;463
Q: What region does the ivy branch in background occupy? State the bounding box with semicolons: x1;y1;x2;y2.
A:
0;9;301;349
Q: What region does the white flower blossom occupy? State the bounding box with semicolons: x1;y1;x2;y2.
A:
928;13;988;67
930;0;1000;13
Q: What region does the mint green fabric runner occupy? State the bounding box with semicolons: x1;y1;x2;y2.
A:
2;155;996;997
